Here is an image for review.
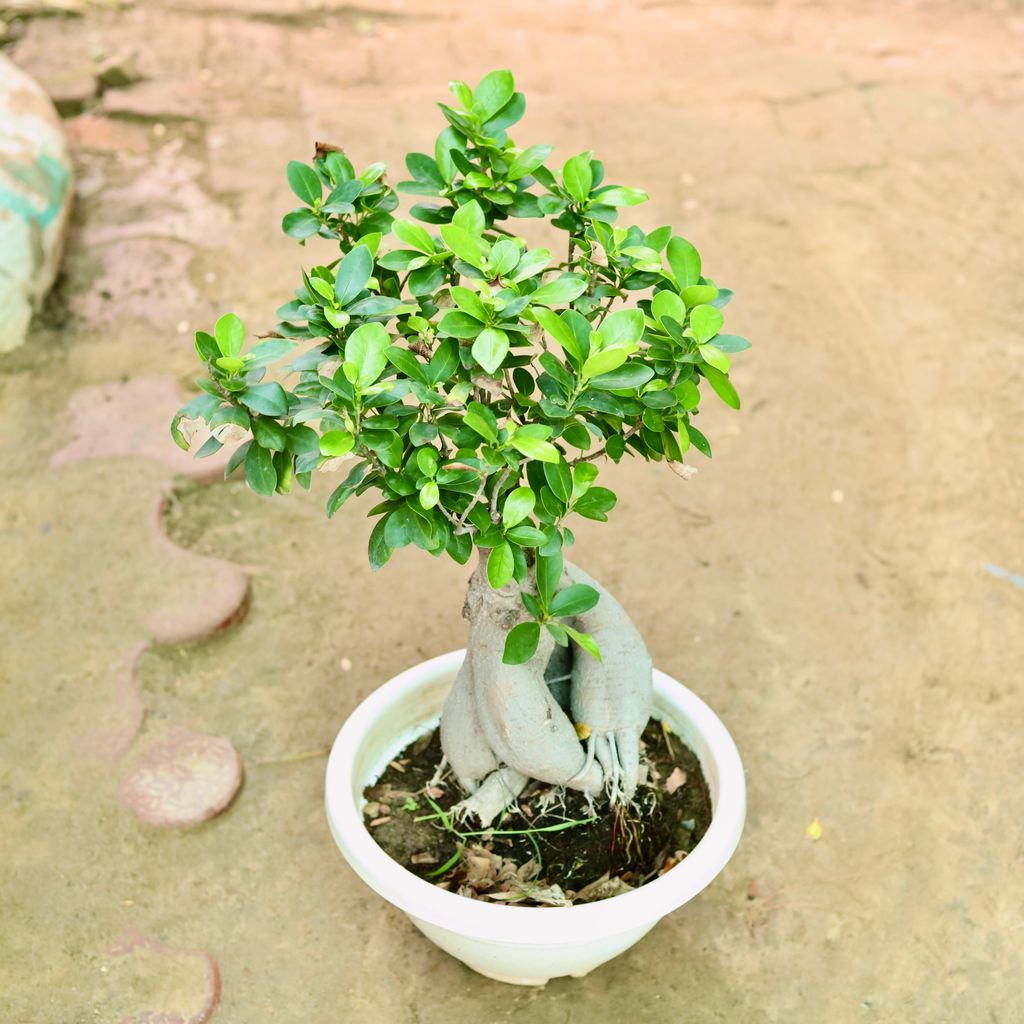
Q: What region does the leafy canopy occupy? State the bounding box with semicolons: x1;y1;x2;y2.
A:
172;69;750;665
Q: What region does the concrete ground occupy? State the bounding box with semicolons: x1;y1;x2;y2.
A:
1;0;1022;1020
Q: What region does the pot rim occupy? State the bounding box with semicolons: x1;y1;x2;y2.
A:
325;649;745;944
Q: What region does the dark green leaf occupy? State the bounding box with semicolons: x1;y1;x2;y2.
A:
502;621;540;665
550;583;600;617
245;443;277;496
287;161;322;206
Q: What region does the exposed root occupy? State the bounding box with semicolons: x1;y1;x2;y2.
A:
440;555;654;824
453;766;529;826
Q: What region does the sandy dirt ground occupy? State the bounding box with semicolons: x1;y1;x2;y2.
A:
1;0;1022;1021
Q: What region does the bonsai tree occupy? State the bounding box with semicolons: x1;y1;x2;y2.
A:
173;70;749;826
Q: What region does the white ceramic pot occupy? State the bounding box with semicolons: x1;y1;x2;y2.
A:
324;649;745;986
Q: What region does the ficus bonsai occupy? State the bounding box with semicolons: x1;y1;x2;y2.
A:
172;69;749;827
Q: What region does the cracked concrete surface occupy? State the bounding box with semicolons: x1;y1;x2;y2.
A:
1;0;1022;1021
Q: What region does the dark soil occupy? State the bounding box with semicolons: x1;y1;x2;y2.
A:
364;720;712;906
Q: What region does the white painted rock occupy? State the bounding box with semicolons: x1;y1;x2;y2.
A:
0;55;73;353
120;728;243;827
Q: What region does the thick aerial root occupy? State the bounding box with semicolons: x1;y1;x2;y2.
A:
440;557;653;825
452;766;528;824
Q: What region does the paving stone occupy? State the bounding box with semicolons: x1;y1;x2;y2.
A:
103;927;221;1024
65;113;150;153
147;491;250;645
50;377;231;481
74;641;147;761
119;727;242;827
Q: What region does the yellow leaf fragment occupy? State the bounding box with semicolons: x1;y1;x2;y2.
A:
574;722;592;741
806;816;822;841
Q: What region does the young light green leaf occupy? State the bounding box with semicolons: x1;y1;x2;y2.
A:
701;365;740;409
531;274;588;307
464;402;498;443
487;541;515;589
600;308;644;348
419;480;440;509
582;347;630;380
471;327;509;374
451;199;485;236
450;285;488;322
473;69;515;120
510;431;560;463
214;313;245;358
345;322;390;386
440;224;485;269
533;307;581;362
595;186;648;207
502;486;536;529
689;304;724;344
562;154;593;204
563;625;602;661
699;343;731;373
651;289;688;327
507;144;553;180
393;220;434;255
319;430;355;457
666;235;701;289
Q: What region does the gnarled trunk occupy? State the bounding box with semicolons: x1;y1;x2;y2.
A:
439;557;653;825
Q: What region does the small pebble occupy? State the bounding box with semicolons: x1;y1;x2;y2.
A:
831;489;844;504
339;657;352;672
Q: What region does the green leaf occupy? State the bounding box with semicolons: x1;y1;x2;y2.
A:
680;284;719;308
451;199;485;236
667;236;701;289
224;439;252;478
590;362;655;390
489;240;520;278
473;69;515;119
345;322;390;386
651;289;687;327
535;549;563;607
502;621;540;665
368;516;393;570
282;209;320;239
487;542;515;589
531;274;588;307
214;313;245;358
673;378;701;410
239;382;288;417
326;463;367;518
564;625;602;661
438;309;484;339
287;161;322;206
542;459;573;503
319;430;355;456
701;365;740;409
506;525;548;547
248;338;298;367
688;422;712;457
393;219;434;255
533;307;581;362
600;308;644;348
419;480;440;509
450;285;488;322
502;486;536;528
435;127;464;185
251;416;287;451
699;343;730;373
562;154;593;204
689;304;724;344
574;486;617;522
405;152;444;189
582;347;629;380
506;143;553;179
549;583;600;617
464;402;498;443
440;224;485;268
572;462;599;500
245;443;277;496
713;333;752;354
510;431;560;464
471;327;509;374
334;244;374;306
594;186;648;207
